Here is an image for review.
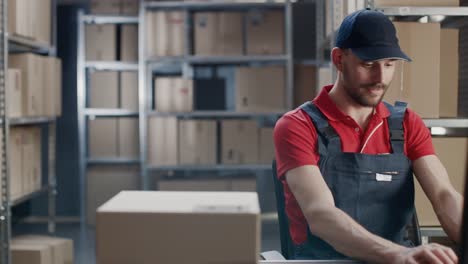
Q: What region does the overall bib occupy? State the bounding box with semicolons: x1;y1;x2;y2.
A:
294;101;415;260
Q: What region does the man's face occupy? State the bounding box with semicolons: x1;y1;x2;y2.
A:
340;50;397;107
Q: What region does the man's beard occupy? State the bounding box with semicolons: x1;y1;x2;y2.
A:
344;82;388;107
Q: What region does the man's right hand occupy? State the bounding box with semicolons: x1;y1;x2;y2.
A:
392;243;458;264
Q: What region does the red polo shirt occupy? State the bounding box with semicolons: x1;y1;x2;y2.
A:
273;85;434;245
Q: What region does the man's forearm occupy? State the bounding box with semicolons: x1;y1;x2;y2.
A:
305;206;405;263
434;189;463;243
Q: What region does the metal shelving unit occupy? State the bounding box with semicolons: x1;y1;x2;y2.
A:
77;11;140;227
0;0;59;263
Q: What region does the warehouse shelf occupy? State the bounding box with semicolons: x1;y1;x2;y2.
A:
147;55;289;67
420;227;447;238
11;186;51;207
423;118;468;128
87;158;140;165
375;7;468;16
144;1;285;11
294;59;331;67
82;15;139;24
148;164;272;172
148;111;284;118
85;61;139;71
8;35;54;54
9;117;56;126
84;108;139;117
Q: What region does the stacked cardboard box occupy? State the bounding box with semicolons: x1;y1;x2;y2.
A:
148;117;178;166
90;0;139;15
246;10;284;55
11;235;74;264
154;77;193;112
120;25;138;62
294;65;317;107
8;0;51;45
85;25;117;61
89;71;138;111
96;191;260;264
178;120;217;165
7;69;23;118
146;11;186;57
221;120;259;164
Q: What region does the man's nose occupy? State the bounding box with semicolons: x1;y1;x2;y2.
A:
371;65;384;84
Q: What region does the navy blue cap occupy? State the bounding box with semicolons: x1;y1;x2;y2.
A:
336;9;411;62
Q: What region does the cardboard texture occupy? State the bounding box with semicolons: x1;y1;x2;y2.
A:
12;235;74;264
148;117;178;166
259;127;275;164
194;12;243;56
88;118;118;158
385;22;441;118
8;0;51;44
11;243;52;264
96;191;260;264
415;137;468;226
221;120;259;164
246;10;284;55
235;66;286;112
294;65;317;107
9;128;23;200
120;25;138;61
146;11;186;57
154;77;193;112
7;68;23;118
87;165;139;226
85;24;117;61
120;72;139;111
440;28;459;117
117;118;139;159
178;120;217;165
120;0;139;15
89;71;118;108
8;0;32;38
43;57;62;117
90;0;121;14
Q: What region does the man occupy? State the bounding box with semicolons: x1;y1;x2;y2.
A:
274;9;463;263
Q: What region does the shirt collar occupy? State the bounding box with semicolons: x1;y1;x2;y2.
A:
312;85;391;121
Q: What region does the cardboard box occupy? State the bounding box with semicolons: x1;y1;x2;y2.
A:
235;66;286;112
88;118;118;158
33;0;51;45
259;127;275;164
159;179;231;191
85;24;116;61
221;120;259;164
120;25;138;62
148;117;178;166
12;235;74;264
11;243;52;264
294;65;317;107
7;68;23;118
96;191;260;264
374;0;459;6
29;127;42;193
117;118;139;159
89;71;118;108
87;165;139;226
146;11;186;57
385;22;441;118
90;0;121;14
178;120;217;165
246;10;284;55
120;0;139;15
9;53;43;116
120;72;138;111
8;0;33;39
194;12;243;56
55;59;63;116
440;29;459;117
9;128;23;200
43;57;62;117
415;137;468;226
154;77;193;112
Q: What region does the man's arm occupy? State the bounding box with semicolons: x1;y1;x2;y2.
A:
413;155;463;243
286;165;458;263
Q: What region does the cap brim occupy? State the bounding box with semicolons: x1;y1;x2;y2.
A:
351;46;412;62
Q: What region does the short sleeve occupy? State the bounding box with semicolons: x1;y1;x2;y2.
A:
403;108;435;161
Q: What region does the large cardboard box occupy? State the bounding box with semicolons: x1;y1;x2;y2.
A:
221;120;259;164
88;118;118;158
89;71;118;108
235;66;286;112
146;11;186;57
12;235;74;264
9;53;43;116
7;69;23;118
117;118;139;159
154;77;193;112
120;25;138;62
33;0;51;45
96;191;261;264
415;137;468;226
121;0;139;15
90;0;121;14
178;120;217;165
43;57;62;117
85;24;117;61
374;0;459;6
120;72;138;111
87;165;139;226
148;117;178;166
246;10;284;55
194;12;243;56
8;0;33;39
384;22;441;118
9;128;23;201
294;65;317;107
440;28;459;117
259;127;275;164
11;243;52;264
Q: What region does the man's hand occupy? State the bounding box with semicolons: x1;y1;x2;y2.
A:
391;243;458;264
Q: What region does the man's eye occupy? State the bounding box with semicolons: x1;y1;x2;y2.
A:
363;63;373;67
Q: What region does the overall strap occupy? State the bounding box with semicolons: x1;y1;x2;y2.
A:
384;101;408;154
300;102;342;155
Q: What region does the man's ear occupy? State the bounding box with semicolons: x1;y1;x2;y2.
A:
331;47;345;72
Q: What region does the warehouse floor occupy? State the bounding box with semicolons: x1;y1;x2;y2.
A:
13;220;281;264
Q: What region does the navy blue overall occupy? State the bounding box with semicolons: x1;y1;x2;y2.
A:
293;101;415;260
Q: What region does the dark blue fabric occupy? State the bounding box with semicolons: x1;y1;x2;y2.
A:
293;101;415;260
